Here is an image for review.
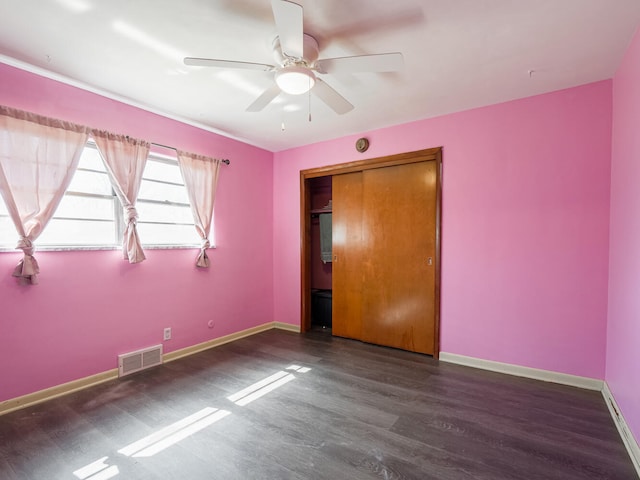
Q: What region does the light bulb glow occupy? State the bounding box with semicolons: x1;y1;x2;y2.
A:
275;66;316;95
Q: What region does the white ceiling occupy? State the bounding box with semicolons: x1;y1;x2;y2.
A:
0;0;639;152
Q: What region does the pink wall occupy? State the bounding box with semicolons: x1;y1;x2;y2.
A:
0;63;274;402
274;81;612;379
608;26;640;445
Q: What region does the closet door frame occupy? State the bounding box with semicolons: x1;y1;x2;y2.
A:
299;147;443;357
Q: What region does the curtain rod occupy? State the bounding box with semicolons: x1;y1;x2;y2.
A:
151;142;230;165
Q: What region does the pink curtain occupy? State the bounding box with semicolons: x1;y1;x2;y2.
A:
176;151;222;267
92;131;150;264
0;106;89;284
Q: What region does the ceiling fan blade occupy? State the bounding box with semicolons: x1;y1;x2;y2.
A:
315;53;404;74
312;78;354;115
246;84;282;112
184;57;274;71
271;0;304;58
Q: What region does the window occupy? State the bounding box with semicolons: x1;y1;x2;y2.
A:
0;191;14;248
39;144;118;247
137;156;199;247
0;143;117;249
0;143;199;250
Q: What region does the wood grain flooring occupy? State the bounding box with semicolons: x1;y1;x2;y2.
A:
0;329;636;479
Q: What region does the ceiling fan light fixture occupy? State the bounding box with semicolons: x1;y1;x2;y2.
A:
275;65;316;95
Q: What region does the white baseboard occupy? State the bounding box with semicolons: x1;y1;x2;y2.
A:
439;352;604;391
164;321;301;363
0;321;299;416
273;321;301;333
602;382;640;477
163;321;276;363
0;369;119;417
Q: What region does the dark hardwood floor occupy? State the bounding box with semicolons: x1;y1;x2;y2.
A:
0;329;636;480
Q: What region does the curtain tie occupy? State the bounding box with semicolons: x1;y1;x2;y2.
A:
13;236;40;284
16;236;35;256
123;205;138;225
196;238;211;268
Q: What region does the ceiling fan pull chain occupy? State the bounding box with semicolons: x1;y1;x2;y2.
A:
308;78;312;122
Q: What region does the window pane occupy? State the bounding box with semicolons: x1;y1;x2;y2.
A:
137;156;199;246
0;216;17;248
38;219;116;246
55;195;116;221
143;159;184;184
137;222;198;246
138;180;189;204
137;202;192;224
78;146;106;171
67;170;112;196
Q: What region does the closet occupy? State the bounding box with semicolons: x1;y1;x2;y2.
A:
301;148;441;357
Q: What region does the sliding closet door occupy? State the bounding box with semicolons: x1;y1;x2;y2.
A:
303;148;441;354
331;172;363;340
360;161;437;354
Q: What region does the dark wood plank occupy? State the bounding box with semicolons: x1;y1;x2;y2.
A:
0;329;636;480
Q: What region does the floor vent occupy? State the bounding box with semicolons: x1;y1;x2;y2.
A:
118;345;163;378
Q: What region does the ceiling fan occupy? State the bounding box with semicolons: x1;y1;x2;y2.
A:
184;0;404;115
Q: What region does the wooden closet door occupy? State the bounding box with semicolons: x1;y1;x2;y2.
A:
360;161;437;354
331;172;363;340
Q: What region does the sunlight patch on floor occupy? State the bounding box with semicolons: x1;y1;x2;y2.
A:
73;456;119;480
71;363;312;478
118;407;231;458
227;364;312;406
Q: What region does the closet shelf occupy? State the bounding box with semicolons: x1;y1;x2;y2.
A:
311;208;332;215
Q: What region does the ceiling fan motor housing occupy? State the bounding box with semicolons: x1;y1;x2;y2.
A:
273;33;319;66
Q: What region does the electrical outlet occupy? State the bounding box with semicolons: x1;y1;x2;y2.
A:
163;327;171;341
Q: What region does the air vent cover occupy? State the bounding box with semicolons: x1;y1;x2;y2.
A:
118;345;163;377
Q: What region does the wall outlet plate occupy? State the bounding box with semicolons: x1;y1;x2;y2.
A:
163;327;171;341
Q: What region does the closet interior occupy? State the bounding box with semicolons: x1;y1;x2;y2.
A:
309;175;333;329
